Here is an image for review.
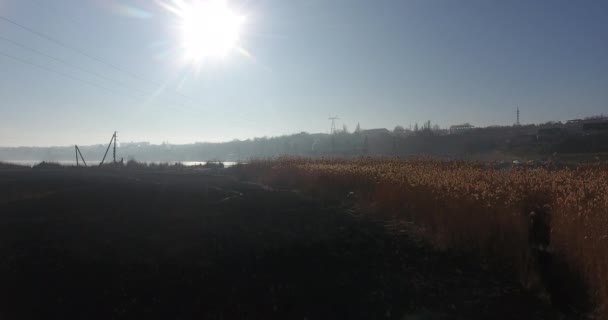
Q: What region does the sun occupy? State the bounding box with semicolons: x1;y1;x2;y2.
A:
168;0;246;63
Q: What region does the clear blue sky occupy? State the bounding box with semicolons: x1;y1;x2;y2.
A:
1;0;607;146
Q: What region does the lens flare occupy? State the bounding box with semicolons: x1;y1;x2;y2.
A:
163;0;245;64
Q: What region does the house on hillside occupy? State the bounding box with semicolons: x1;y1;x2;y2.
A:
567;117;608;133
449;123;475;134
361;128;391;136
583;121;608;132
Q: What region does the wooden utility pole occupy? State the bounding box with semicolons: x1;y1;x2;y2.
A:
113;131;117;164
75;145;87;167
100;131;117;166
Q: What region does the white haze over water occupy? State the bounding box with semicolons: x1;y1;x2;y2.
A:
3;160;239;167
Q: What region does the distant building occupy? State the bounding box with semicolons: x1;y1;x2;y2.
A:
361;128;391;135
566;117;608;132
449;123;475;134
583;121;608;132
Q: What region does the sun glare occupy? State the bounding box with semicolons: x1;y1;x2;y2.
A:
171;0;245;63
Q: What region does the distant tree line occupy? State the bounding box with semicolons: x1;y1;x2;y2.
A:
2;119;608;162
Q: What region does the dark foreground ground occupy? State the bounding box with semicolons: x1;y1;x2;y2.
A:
0;167;562;319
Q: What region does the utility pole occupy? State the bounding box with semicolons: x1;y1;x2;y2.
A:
113;131;117;164
328;116;339;134
516;107;521;126
75;145;87;167
100;131;117;166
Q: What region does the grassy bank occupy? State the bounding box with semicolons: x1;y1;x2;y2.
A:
231;158;608;317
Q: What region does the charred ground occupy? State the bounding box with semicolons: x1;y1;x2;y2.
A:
0;166;562;319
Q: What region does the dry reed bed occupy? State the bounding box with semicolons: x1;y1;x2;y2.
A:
237;158;608;315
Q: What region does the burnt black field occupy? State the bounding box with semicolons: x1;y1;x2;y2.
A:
0;166;560;319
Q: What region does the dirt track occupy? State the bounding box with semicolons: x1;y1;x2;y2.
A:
0;167;561;319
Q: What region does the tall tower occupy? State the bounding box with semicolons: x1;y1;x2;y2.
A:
328;116;339;134
516;107;520;126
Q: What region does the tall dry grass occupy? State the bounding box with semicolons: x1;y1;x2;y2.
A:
234;158;608;316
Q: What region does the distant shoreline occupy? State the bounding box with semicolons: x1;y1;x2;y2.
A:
0;160;239;168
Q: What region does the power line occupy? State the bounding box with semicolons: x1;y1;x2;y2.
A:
0;48;206;118
0;14;201;106
0;35;135;90
0;35;185;107
0;49;153;103
0;11;210;117
25;0;84;27
0;15;136;79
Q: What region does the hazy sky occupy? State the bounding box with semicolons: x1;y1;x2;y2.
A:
1;0;607;146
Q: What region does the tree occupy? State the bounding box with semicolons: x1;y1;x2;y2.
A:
394;125;405;133
414;123;419;131
355;123;361;133
342;124;349;134
585;114;608;120
432;124;440;131
423;120;431;130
